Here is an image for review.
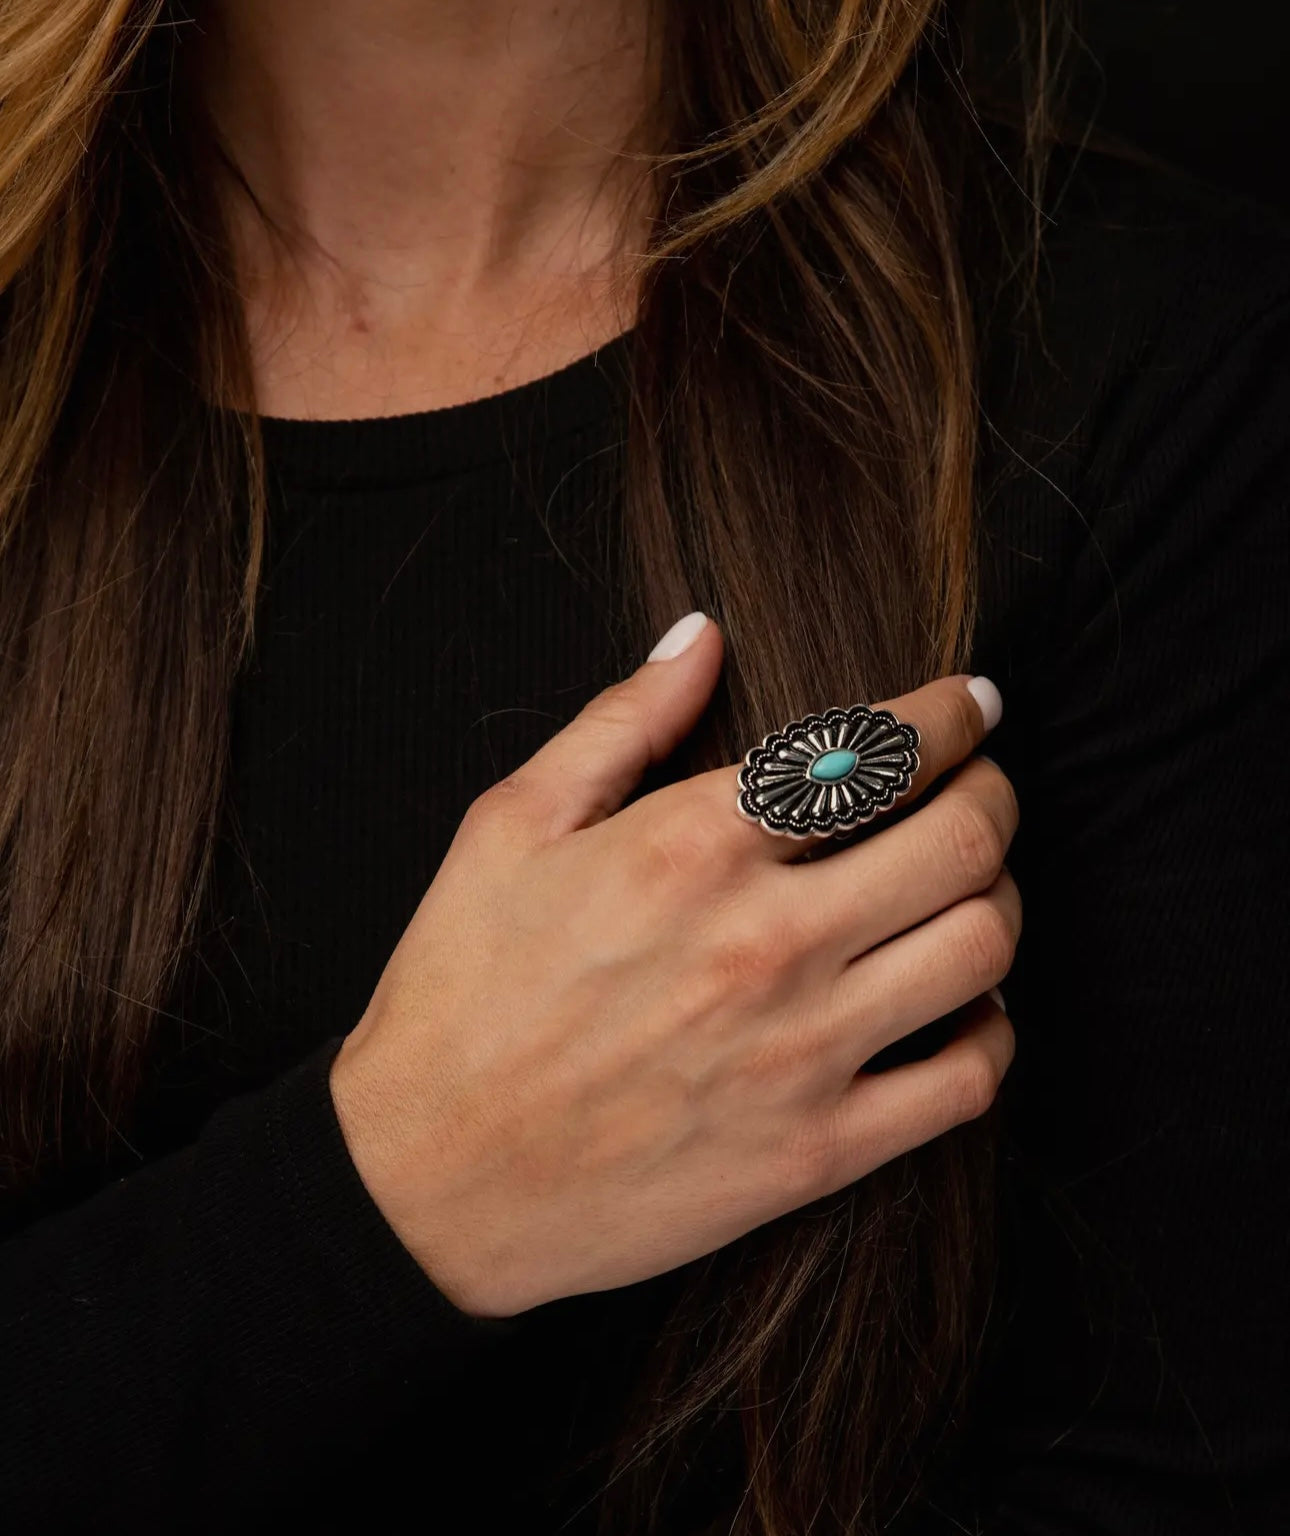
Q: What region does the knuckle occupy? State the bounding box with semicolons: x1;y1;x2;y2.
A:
919;685;979;765
715;931;779;994
991;766;1021;840
966;754;1021;844
937;683;986;761
946;1046;1003;1124
708;921;784;996
640;804;730;881
802;1130;846;1198
580;680;639;735
953;897;1017;984
469;771;548;829
941;794;1006;888
780;1117;845;1199
993;866;1025;941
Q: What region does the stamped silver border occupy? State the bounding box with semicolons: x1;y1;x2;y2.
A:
736;703;921;839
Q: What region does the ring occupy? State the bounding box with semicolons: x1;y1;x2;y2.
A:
735;702;921;839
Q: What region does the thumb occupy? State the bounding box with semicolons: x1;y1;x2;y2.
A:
504;611;723;842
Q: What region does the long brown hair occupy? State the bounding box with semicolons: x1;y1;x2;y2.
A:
0;1;1079;1528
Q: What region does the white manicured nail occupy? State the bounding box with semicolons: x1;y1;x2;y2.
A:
647;611;709;662
967;676;1003;732
988;986;1007;1013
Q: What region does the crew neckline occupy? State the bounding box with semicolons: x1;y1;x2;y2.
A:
257;326;635;492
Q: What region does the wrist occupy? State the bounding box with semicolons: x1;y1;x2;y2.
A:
327;1027;505;1317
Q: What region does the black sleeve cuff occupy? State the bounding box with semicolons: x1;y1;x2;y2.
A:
256;1032;522;1366
179;1033;524;1503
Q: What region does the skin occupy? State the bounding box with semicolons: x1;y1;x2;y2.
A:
332;632;1018;1319
200;4;1019;1320
201;0;657;418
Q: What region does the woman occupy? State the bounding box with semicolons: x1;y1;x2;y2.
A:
1;0;1286;1532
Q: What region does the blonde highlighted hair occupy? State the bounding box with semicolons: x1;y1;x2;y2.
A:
0;3;1075;1529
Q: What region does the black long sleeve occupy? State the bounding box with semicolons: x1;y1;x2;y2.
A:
942;197;1290;1536
0;1035;518;1525
2;135;1288;1533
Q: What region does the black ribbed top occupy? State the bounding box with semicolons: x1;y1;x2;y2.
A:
2;141;1289;1534
258;328;634;490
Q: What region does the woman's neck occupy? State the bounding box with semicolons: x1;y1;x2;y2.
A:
200;0;656;419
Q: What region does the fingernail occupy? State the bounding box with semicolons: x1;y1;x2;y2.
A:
977;753;999;769
967;676;1003;732
646;611;709;662
988;985;1007;1013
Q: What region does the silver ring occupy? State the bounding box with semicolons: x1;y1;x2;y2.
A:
735;703;921;839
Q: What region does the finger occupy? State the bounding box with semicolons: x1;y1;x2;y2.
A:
788;753;1020;968
673;671;1004;866
810;999;1015;1195
472;611;724;846
814;867;1022;1076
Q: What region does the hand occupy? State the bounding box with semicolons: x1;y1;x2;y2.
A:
329;615;1019;1319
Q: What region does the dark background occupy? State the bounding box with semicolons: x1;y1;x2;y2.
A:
977;0;1290;211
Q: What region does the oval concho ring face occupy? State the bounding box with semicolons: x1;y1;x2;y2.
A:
736;703;921;839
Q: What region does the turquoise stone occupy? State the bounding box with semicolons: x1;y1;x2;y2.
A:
807;748;858;783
